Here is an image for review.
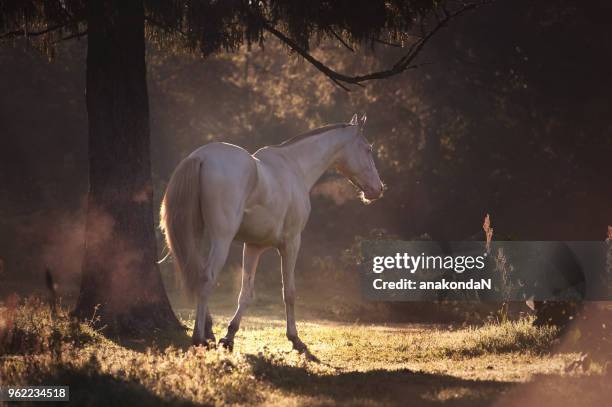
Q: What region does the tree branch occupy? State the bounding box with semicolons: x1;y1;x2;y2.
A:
0;23;67;40
52;30;88;44
145;16;187;38
372;38;404;48
263;1;489;91
329;29;354;52
0;19;84;41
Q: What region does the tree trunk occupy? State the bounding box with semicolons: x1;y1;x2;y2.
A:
74;0;181;334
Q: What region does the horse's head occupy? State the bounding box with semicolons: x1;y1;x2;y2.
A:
336;113;385;203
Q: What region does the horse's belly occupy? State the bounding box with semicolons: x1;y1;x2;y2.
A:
235;206;282;246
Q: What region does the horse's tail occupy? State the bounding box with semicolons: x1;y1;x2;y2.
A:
160;156;204;299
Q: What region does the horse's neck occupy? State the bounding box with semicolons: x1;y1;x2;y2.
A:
280;128;353;190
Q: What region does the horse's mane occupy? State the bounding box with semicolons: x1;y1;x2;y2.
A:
276;123;351;147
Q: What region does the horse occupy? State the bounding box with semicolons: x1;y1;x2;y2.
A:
160;113;384;353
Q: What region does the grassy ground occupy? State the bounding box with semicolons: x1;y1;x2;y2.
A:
1;297;610;406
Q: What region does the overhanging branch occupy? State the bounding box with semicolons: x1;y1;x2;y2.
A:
144;16;187;38
372;38;405;48
0;20;84;41
263;1;488;91
329;29;354;52
0;23;66;40
52;30;88;44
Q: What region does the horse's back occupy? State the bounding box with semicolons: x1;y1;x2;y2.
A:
189;142;253;179
189;142;252;167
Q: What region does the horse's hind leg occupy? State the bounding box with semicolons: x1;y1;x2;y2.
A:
204;311;214;342
219;243;266;350
193;309;215;345
192;238;232;346
192;155;251;347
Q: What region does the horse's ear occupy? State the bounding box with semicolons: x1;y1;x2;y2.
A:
359;113;367;128
350;113;359;126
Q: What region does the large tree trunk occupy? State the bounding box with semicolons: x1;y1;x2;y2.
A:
74;0;181;334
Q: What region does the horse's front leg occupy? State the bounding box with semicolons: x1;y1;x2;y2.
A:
280;235;308;353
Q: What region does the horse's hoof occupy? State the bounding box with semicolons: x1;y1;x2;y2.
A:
218;337;234;352
290;339;319;362
192;339;205;347
290;338;307;354
192;338;217;349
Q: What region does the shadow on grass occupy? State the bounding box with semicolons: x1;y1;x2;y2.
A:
103;325;193;353
34;366;202;407
495;372;612;407
245;353;512;406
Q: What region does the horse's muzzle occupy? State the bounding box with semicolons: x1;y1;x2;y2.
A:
363;186;384;200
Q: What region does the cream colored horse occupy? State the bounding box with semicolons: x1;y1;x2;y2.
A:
160;114;383;352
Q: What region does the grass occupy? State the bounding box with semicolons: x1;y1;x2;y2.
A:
438;319;559;357
1;297;610;406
